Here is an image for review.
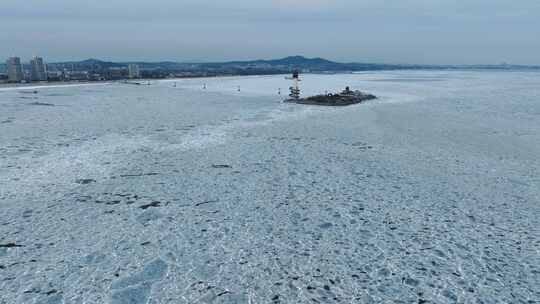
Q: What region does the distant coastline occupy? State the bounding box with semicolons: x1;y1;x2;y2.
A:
0;74;281;90
2;56;539;86
0;80;111;90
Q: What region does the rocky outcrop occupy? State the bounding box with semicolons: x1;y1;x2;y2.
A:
286;87;376;106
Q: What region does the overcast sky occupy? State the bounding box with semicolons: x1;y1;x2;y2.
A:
1;0;540;64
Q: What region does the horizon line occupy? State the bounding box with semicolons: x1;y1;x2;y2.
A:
1;55;540;68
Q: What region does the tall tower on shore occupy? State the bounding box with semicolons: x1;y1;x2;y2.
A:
288;70;301;100
6;57;23;83
30;56;47;81
128;64;141;79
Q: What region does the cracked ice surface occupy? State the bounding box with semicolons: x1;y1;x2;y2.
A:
1;71;540;303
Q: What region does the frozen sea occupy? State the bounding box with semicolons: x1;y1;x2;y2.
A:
0;71;539;304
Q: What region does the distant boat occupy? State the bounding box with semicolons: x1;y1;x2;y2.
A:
124;81;142;85
123;80;151;86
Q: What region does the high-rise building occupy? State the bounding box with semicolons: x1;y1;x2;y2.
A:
128;64;140;79
30;56;47;81
6;57;23;83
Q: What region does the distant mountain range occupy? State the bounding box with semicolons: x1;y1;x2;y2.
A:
36;56;401;72
194;56;406;71
2;56;539;74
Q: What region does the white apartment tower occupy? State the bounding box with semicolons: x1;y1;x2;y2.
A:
6;57;23;83
128;64;140;79
30;56;47;81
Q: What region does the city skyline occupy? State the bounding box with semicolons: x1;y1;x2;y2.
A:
1;0;540;65
4;52;539;84
2;54;540;68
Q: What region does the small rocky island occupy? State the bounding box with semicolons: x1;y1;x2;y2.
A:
283;72;376;106
287;87;377;106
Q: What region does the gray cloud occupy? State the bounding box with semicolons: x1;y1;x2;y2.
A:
1;0;539;64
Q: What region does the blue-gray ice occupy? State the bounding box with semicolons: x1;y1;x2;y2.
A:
1;71;539;303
